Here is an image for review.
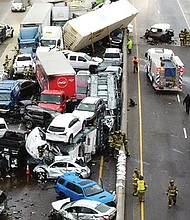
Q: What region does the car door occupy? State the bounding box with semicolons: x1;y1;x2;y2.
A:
78;206;98;219
68;118;81;137
64;206;79;220
78;56;88;69
65;182;84;201
66;162;78;173
69;55;77;69
48;161;67;178
5;25;11;36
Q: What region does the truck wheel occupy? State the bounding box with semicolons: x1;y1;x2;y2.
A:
25;120;33;129
68;135;73;144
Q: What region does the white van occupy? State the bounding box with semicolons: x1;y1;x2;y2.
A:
11;0;30;12
0;118;8;138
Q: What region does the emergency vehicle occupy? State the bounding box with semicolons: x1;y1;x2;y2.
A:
145;48;185;91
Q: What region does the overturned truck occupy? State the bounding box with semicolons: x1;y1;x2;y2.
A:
63;0;139;51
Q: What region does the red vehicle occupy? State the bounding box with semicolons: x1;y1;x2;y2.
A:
36;51;76;113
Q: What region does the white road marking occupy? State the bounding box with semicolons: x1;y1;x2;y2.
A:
176;0;190;29
177;94;180;103
183;127;187;138
157;10;160;14
172;148;184;154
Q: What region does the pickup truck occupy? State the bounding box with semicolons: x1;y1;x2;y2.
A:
13;53;36;77
0;24;14;44
63;50;103;71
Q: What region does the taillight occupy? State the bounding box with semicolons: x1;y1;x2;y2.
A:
156;67;160;72
101;217;107;220
180;68;184;72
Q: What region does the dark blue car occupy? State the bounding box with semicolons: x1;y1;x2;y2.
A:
55;172;116;207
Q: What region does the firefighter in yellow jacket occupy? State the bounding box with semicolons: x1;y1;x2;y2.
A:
113;130;123;159
137;175;148;202
132;168;140;196
166;180;178;208
108;132;115;157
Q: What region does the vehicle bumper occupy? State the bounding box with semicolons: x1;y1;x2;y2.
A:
46;133;68;142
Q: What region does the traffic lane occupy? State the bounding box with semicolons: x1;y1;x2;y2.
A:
0;0;11;22
132;0;190;46
138;45;190;220
125;52;141;220
126;44;190;220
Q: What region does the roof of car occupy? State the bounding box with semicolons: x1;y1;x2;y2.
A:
105;48;122;53
81;96;103;104
72;199;101;208
50;113;78;127
59;172;95;186
151;23;170;30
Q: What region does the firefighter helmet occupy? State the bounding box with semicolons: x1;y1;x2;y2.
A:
170;180;174;184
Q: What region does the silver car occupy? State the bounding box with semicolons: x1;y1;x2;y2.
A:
33;157;91;179
49;198;116;220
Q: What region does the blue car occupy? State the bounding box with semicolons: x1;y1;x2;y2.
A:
55;172;116;207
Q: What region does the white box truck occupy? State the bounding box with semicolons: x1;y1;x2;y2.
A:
63;0;139;51
20;3;53;33
36;26;64;53
18;3;53;55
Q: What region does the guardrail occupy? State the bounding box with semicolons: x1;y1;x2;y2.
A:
116;28;128;220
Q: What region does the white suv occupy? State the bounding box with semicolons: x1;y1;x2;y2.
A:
103;48;123;66
63;50;103;71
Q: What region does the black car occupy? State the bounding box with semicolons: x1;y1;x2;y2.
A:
21;104;60;129
144;23;174;43
110;28;124;48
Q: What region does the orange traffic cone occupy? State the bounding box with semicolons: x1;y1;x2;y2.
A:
26;162;30;175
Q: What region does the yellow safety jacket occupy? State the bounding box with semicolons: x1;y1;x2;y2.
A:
137;180;146;192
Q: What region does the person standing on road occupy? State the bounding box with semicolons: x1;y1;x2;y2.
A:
137;175;148;202
132;56;139;73
132;168;140;196
108;132;115;157
183;94;190;114
179;30;185;46
127;38;133;54
166;180;178;209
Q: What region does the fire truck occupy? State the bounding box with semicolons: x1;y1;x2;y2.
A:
145;48;185;91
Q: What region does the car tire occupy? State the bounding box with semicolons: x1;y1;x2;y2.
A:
68;134;73;144
59;192;66;199
11;31;13;38
25;120;33;129
49;212;62;220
